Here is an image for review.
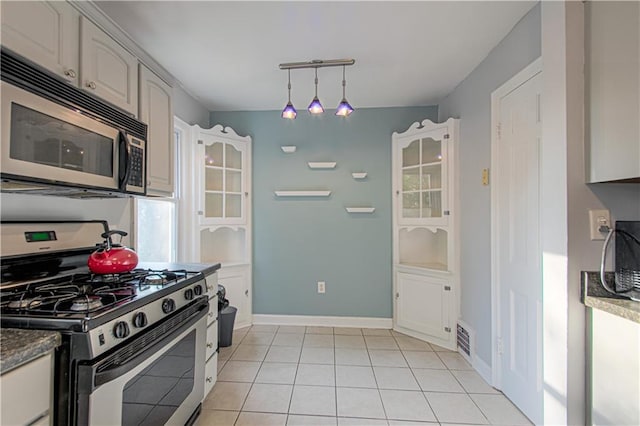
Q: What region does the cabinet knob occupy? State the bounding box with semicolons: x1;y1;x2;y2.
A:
208;312;215;318
395;292;400;299
206;377;213;383
207;342;214;348
245;290;249;296
86;81;97;90
64;69;77;79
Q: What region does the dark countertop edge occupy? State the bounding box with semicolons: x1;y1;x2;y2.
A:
137;261;221;277
581;271;640;324
0;329;61;374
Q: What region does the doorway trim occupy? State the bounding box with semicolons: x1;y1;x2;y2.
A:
490;57;542;388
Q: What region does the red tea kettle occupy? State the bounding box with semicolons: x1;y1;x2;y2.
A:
88;230;139;274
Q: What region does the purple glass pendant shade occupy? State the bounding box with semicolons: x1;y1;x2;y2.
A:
335;65;354;116
308;96;324;114
281;69;297;119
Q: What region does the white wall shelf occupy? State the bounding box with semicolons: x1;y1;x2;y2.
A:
352;172;368;179
308;162;336;169
345;207;375;213
274;190;331;197
281;146;297;153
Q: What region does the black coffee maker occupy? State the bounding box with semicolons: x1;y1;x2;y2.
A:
601;220;640;300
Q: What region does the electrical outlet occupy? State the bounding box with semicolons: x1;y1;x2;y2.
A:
589;209;611;241
317;281;326;294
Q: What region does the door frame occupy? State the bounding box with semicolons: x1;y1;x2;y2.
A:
490;57;542;388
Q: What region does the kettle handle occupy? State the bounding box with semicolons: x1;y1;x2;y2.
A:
101;230;128;250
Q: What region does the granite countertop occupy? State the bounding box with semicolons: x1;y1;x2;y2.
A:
0;329;61;374
137;261;221;277
582;271;640;324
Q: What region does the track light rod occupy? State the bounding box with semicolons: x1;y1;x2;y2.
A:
279;58;355;70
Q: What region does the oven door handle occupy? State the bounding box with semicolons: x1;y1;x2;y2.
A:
80;302;207;390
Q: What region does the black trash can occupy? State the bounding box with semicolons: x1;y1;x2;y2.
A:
217;284;237;347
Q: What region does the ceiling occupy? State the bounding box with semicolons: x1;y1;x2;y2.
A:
95;1;537;112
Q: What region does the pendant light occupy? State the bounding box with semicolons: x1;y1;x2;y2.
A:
281;69;297;119
307;68;324;114
335;65;354;117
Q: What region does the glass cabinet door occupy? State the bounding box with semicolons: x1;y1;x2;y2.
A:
399;131;447;224
202;139;244;223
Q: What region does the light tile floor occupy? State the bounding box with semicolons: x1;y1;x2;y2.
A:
199;325;532;426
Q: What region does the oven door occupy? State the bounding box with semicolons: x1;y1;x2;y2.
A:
0;81;124;191
76;302;207;426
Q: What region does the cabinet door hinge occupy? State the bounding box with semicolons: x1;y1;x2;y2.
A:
443;134;450;139
496;123;501;139
444;210;450;216
444;286;451;291
197;139;203;145
444;326;451;333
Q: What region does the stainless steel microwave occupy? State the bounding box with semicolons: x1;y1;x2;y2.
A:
0;49;147;197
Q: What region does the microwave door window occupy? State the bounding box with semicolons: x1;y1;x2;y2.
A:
10;103;114;178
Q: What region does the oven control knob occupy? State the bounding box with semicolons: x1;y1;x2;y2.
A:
133;312;148;328
193;284;203;296
113;321;130;339
162;298;175;314
184;289;194;301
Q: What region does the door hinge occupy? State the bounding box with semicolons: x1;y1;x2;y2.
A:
497;337;504;355
496;123;501;139
444;326;451;333
444;286;451;291
443;134;450;139
197;139;203;145
444;210;450;216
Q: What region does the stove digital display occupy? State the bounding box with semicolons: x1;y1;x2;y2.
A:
25;231;57;242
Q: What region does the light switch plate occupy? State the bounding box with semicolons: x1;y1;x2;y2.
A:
589;209;611;240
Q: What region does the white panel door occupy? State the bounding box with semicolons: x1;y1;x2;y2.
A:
80;17;138;115
0;0;79;85
396;272;450;341
494;68;542;424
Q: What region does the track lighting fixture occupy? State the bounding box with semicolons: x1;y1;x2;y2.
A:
279;59;355;119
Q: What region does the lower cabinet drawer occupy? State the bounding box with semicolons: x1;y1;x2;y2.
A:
0;353;52;426
204;352;218;397
206;321;218;360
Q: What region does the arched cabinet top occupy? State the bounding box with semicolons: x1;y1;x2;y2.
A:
195;123;252;148
392;117;458;145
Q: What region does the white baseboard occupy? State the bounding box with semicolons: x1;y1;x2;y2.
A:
252;314;393;329
473;355;493;386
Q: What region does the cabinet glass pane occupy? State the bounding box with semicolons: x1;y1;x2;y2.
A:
402;193;420;218
226;170;242;192
225;194;241;217
422;137;442;164
421;164;442;189
422;191;442;218
225;144;242;169
402;167;420;191
205;193;223;217
402;140;420;167
205;142;223;167
205;168;223;191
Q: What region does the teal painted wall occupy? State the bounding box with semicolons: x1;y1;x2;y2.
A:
210;106;437;318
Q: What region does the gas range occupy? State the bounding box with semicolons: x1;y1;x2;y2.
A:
0;221;213;425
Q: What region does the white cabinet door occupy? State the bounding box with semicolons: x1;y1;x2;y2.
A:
219;266;251;329
396;272;451;344
1;0;80;85
139;64;174;195
80;17;138;115
586;1;640;182
0;353;52;426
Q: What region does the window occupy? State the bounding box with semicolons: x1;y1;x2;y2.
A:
135;198;176;262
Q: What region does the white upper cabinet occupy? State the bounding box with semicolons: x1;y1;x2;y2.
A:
139;64;174;195
393;120;452;227
0;0;80;85
197;126;251;226
586;1;640;183
80;17;138;115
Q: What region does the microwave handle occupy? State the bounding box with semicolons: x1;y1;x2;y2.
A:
118;131;132;191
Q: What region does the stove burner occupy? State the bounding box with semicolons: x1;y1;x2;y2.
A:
70;295;103;312
143;274;166;285
7;297;42;309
